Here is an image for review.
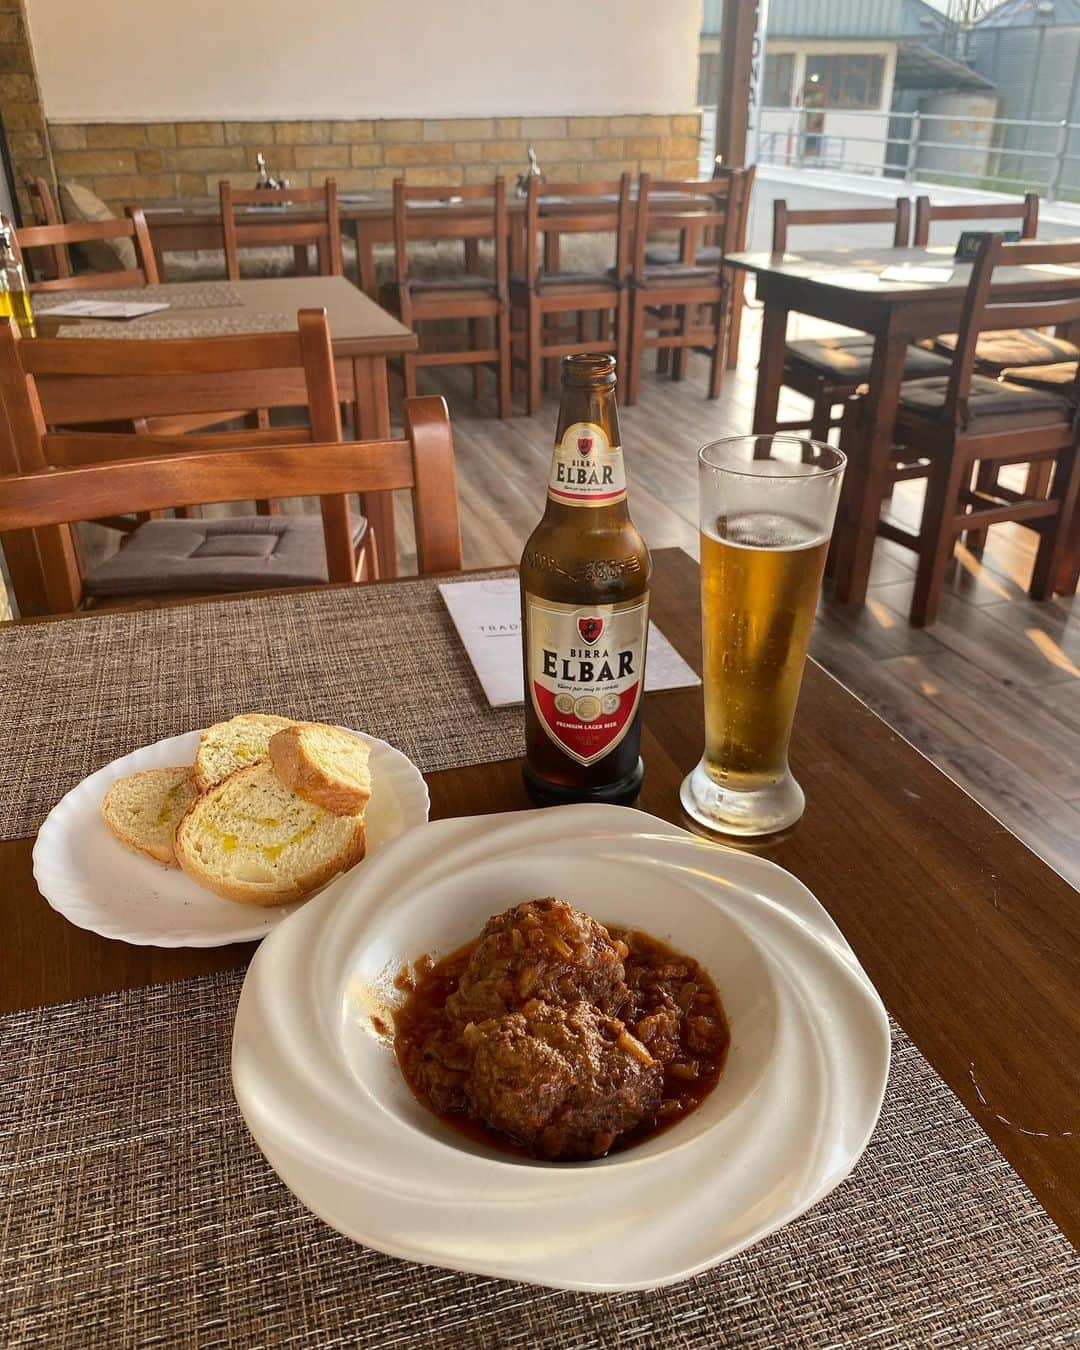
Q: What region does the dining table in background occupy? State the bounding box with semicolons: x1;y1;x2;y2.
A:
728;245;1080;608
33;274;417;578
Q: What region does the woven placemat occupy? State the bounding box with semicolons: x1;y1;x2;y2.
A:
36;282;243;313
0;572;523;841
1;969;1075;1349
57;313;295;340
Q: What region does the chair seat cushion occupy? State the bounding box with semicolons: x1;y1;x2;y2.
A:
932;328;1079;372
644;245;722;267
83;514;367;598
639;262;718;283
897;373;1070;431
510;270;619;292
787;336;951;383
998;361;1079;394
408;274;494;292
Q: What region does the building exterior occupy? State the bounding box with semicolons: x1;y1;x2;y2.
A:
700;0;995;175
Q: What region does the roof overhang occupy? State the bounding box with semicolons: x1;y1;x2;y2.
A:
894;40;997;90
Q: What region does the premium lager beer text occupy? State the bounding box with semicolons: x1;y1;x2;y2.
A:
520;354;651;805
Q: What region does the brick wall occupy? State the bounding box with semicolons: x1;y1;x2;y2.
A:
0;0;55;219
45;114;702;210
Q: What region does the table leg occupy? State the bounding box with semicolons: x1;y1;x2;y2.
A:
355;221;378;297
831;322;908;606
352;354;397;578
751;301;788;435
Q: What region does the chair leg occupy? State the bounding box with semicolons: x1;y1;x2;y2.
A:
965;460;998;556
615;293;630;390
497;306;513;420
656;306;672;373
470;319;484;399
527;299;543;417
626;291;645;407
1030;445;1080;600
671;307;687;382
910;452;969;628
808;388;832;445
403;351;418;402
726;272;745;371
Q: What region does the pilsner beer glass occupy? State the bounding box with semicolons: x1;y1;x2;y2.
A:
680;436;845;837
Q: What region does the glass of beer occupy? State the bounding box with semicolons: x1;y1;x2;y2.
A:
680;436;845;837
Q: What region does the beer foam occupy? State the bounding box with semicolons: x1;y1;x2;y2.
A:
705;512;828;551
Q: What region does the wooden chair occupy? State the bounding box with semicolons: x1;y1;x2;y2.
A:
626;172;751;404
12;210;160;291
0;393;460;615
0;310;403;615
509;174;633;416
644;162;756;372
912;192;1039;248
20;174;67;282
219;179;343;281
836;235;1080;627
389;179;511;418
770;198;953;441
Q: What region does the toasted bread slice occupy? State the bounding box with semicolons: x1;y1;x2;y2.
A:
101;766;197;867
174;762;366;906
194;712;295;791
269;723;373;817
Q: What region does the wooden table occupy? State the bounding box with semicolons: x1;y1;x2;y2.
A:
2;548;1078;1243
727;245;1080;606
38;275;417;578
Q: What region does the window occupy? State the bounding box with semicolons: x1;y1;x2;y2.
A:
762;53;794;108
803;53;885;110
697;50;722;106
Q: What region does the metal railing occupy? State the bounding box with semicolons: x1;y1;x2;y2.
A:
699;105;1080;202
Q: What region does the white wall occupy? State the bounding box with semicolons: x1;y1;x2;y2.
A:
27;0;702;122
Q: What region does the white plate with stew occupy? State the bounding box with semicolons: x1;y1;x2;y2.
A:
32;727;429;947
231;803;890;1292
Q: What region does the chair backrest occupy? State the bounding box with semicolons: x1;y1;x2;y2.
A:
21;175;69;281
772;197;910;254
219;179;343;281
392;179;509;295
12;208;160;291
521;175;634;287
632;171;751;279
0;392;461;614
913;192;1039;248
0;309;359;613
939;235;1080;426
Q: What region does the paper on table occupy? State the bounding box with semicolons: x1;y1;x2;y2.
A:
439;576;700;708
37;299;170;319
878;265;955;284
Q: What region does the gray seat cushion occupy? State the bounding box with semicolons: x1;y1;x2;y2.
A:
639;262;717;284
84;514;367;598
998;360;1079;394
644;244;722;267
932;328;1079;372
408;274;495;292
897;373;1069;430
510;270;619;291
787;336;951;384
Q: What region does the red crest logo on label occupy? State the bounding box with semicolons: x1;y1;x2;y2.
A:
577;436;593;455
577;616;604;645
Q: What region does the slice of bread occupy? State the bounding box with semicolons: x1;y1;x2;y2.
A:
269;723;373;817
194;712;295;791
174;763;366;906
101;766;197;867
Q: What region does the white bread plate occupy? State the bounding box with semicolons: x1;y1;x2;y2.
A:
232;803;890;1292
33;728;428;947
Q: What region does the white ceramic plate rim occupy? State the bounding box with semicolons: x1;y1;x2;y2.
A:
32;727;429;947
232;803;891;1291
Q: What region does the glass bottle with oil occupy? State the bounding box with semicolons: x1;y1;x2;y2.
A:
0;224;35;336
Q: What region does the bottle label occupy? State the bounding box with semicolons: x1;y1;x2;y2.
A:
525;593;648;767
547;421;627;508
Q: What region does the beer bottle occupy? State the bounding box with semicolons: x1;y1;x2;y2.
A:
520;354;651;806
